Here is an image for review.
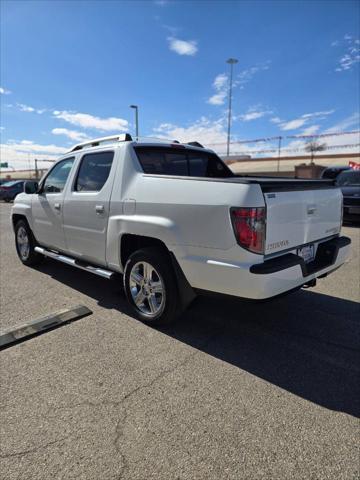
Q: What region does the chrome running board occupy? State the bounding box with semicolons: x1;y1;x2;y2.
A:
34;247;115;280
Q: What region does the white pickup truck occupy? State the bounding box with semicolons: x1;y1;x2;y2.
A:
12;134;351;324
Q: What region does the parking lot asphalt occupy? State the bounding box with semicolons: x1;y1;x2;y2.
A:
0;201;359;480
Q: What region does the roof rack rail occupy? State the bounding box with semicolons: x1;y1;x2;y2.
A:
186;141;204;148
69;133;133;152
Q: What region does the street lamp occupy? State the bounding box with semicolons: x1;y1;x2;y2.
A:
226;58;238;157
130;105;139;139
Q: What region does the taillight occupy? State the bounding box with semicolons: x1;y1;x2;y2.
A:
231;207;266;254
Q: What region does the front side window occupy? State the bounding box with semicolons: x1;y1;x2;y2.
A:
43;158;75;193
75;151;114;192
134;147;232;178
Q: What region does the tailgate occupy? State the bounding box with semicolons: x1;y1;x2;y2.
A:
264;187;342;255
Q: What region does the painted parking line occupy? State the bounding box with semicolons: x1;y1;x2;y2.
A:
0;305;92;350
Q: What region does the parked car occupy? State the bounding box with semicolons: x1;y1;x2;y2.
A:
321;166;350;179
335;169;360;222
0;180;25;202
11;134;351;325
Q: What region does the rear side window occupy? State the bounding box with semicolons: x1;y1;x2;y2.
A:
43;158;75;193
75;151;114;192
135;147;232;178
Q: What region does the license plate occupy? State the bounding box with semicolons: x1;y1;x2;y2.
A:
297;244;315;263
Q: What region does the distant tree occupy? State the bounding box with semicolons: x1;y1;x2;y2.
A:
305;140;327;164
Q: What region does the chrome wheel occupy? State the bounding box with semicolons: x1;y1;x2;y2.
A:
17;226;30;260
129;261;165;316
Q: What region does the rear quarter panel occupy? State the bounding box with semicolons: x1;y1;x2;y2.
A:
106;155;265;271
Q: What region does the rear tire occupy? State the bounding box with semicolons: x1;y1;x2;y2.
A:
123;247;181;325
15;220;43;266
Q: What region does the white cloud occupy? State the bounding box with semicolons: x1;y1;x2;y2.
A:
280;118;307;131
153;116;227;149
2;140;67;155
238;105;272;122
278;110;334;131
207;73;228;105
333;35;360;71
16;103;46;114
208;92;227;106
0;86;11;95
301;125;320;135
0;141;68;170
153;122;177;132
167;37;198;56
270;117;282;124
213;73;228;90
152;117;276;157
53;110;129;132
207;62;270;106
19;104;35;112
162;24;179;35
301;110;335;119
236;62;270;88
52;128;89;142
324;112;360;133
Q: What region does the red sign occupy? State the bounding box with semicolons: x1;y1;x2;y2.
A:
349;161;360;170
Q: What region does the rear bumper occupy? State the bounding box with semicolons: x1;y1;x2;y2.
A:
177;236;351;300
250;236;351;276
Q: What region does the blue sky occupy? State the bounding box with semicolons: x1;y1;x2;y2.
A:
0;0;359;169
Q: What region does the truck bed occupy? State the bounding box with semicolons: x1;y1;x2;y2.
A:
144;173;336;192
224;176;335;192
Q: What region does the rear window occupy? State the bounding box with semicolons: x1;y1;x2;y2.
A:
134;147;233;178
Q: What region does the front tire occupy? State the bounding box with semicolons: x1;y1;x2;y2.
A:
123;248;181;325
15;220;43;266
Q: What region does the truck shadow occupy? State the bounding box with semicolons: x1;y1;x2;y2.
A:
35;259;360;418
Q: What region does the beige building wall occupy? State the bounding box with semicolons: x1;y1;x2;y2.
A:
227;152;360;176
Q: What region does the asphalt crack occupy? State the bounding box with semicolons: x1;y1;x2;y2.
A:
0;435;72;459
112;329;221;479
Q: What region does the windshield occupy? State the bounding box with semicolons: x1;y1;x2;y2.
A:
336;170;360;186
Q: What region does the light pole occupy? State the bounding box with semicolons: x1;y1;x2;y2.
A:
130;105;139;139
226;58;238;157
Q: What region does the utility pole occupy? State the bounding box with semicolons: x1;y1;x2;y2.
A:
277;136;282;172
35;158;39;180
226;58;238;157
130;105;139;139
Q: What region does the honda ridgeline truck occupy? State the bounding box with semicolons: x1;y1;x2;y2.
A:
12;134;351;324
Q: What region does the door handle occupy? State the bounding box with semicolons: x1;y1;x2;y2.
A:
307;205;317;215
54;203;61;211
95;205;104;214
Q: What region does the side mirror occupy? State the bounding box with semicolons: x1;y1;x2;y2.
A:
24;181;39;194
